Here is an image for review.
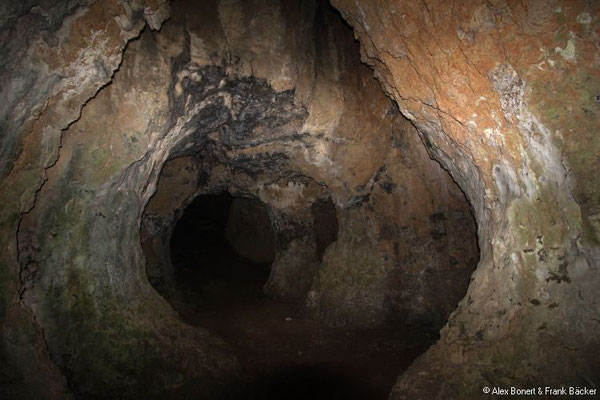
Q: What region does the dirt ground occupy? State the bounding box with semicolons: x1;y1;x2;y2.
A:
168;238;438;400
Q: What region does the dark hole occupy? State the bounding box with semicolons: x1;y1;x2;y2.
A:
170;193;275;316
312;198;338;261
171;193;234;254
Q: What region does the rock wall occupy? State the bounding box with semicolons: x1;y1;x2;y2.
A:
15;25;239;399
308;115;478;327
329;0;600;397
0;1;174;398
2;0;482;397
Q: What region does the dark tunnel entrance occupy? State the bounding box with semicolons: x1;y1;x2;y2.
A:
158;191;440;400
132;0;479;397
169;193;276;321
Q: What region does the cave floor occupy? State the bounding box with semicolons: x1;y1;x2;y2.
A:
169;243;438;400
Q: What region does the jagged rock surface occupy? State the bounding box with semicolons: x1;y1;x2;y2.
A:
330;0;600;397
0;1;172;398
138;0;478;329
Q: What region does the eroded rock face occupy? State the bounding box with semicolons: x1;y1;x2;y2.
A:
0;1;172;398
0;0;494;398
139;0;478;329
330;0;600;397
15;26;240;399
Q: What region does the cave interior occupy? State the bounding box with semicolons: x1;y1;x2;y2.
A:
1;0;599;399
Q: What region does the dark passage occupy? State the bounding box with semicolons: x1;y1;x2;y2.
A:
170;193;274;315
168;193;439;400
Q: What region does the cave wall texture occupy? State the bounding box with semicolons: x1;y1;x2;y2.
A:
0;0;598;399
327;0;600;398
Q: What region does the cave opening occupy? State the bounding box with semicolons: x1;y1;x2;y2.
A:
133;0;481;397
140;155;457;399
1;0;499;397
3;0;599;397
169;192;276;321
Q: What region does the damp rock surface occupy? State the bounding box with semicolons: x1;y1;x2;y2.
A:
0;0;597;399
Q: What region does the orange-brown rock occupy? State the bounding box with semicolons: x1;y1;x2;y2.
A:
331;0;600;397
